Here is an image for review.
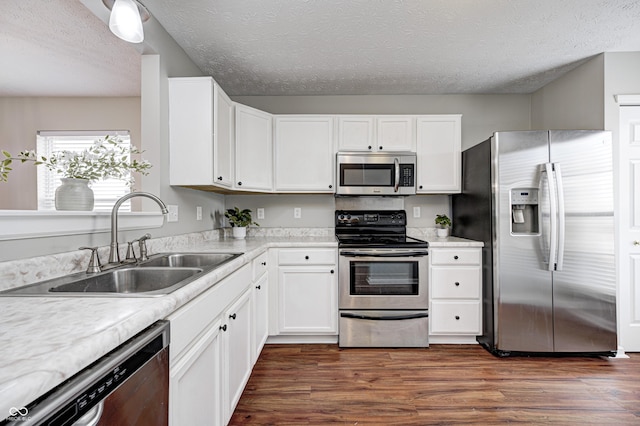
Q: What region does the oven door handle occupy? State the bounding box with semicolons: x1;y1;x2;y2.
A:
341;312;429;321
340;251;428;258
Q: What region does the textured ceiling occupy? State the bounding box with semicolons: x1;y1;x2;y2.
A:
2;0;640;97
149;0;640;95
0;0;140;96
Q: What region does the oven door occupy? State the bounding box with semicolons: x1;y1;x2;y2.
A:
339;248;428;309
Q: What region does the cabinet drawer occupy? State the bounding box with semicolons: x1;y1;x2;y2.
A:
430;301;481;334
430;248;481;265
252;251;268;280
278;248;336;265
431;267;481;299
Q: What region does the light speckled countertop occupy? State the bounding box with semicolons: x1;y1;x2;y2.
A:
0;232;481;419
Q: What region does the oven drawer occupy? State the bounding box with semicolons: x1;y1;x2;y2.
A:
430;301;481;334
279;248;336;265
430;248;481;265
431;267;481;299
339;310;429;347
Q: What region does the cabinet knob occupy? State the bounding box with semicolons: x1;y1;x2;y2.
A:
635;241;640;246
305;255;309;260
454;255;459;260
229;313;237;320
419;185;423;189
261;261;267;266
368;145;372;150
455;316;460;320
329;184;333;189
330;269;335;274
220;324;227;331
454;282;460;286
379;146;383;150
237;181;242;186
256;285;261;290
217;176;223;181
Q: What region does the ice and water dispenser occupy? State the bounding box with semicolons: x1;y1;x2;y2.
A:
510;189;539;234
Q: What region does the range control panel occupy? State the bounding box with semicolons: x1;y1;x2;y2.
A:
336;210;407;226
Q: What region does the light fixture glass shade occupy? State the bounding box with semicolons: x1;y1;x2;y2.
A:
109;0;144;43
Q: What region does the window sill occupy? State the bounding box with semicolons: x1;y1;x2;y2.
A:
0;211;165;241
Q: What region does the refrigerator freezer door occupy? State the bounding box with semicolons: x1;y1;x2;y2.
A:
495;131;554;353
549;131;617;352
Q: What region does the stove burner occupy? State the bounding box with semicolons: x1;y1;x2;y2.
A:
335;210;428;249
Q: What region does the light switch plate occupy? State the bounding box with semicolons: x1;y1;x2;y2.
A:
413;206;421;218
196;206;202;221
294;207;301;219
257;208;265;220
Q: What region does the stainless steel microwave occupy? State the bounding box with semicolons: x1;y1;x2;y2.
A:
336;152;417;195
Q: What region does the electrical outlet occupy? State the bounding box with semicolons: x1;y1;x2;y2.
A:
294;207;302;219
257;208;265;220
196;206;202;221
413;206;421;218
167;204;179;222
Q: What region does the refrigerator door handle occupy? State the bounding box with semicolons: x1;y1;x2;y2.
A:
554;163;565;271
542;163;558;271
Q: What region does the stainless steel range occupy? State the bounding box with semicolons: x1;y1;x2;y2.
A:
336;210;429;348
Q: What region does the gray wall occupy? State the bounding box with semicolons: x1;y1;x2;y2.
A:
530;54;605;130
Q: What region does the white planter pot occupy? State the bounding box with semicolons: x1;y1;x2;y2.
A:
232;226;247;239
55;178;94;211
436;227;449;238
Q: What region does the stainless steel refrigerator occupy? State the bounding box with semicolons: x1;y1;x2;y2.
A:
452;130;617;356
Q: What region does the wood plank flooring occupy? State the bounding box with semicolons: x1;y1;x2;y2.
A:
230;344;640;425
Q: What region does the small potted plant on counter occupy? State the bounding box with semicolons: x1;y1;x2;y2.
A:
225;207;259;239
435;214;452;238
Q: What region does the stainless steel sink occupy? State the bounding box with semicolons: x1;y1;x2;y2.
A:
139;252;240;268
49;267;202;294
0;252;243;297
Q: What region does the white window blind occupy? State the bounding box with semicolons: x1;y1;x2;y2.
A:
36;131;133;212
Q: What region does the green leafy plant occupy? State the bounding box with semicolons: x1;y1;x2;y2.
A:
435;214;452;228
225;207;259;228
0;135;152;186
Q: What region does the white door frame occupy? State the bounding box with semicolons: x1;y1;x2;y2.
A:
616;95;640;353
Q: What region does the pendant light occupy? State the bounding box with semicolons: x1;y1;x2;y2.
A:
103;0;150;44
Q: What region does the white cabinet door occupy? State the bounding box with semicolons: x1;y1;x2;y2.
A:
222;288;253;423
277;266;337;334
170;321;223;426
215;87;235;188
337;116;375;151
274;116;335;192
252;273;269;364
169;77;234;188
377;116;415;151
416;115;461;193
235;104;273;191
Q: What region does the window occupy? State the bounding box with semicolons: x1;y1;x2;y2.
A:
37;131;133;212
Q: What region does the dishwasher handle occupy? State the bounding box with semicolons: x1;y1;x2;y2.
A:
341;312;429;321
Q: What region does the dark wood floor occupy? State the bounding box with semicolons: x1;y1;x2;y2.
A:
230;344;640;425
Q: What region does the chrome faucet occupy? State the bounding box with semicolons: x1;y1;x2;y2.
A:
108;192;169;264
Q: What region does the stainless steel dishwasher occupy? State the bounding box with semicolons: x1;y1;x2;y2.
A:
5;321;170;426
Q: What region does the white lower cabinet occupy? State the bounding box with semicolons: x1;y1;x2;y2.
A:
221;288;253;423
429;247;482;343
252;273;269;363
275;248;338;335
167;264;252;426
169;321;223;426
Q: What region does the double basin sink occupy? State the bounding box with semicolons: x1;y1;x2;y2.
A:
0;252;242;297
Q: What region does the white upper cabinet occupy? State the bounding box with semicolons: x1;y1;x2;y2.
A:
337;115;415;152
235;104;273;191
274;115;335;192
376;116;415;151
416;115;462;194
169;77;234;188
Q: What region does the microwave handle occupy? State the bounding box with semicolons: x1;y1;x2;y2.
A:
394;158;400;192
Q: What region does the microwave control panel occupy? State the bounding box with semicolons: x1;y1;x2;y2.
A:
399;164;415;187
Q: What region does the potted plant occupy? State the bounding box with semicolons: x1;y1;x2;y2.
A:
225;207;259;239
1;135;151;211
435;214;452;238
